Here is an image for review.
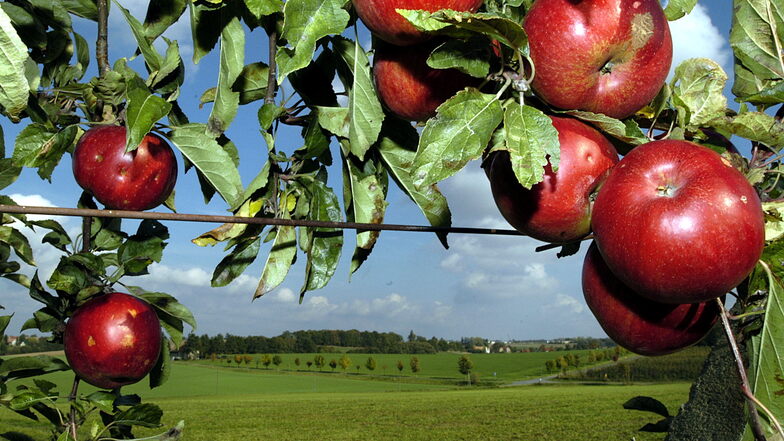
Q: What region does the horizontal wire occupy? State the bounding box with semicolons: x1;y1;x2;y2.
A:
0;204;526;237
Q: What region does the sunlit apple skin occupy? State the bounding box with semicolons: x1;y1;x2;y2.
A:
523;0;672;119
591;140;765;304
373;41;478;121
484;116;619;243
582;242;721;356
73;125;177;211
64;292;162;389
353;0;483;46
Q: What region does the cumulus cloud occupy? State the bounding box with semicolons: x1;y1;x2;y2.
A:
668;4;732;75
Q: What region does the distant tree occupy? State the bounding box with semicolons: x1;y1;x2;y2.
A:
210;353;217;362
314;355;326;370
410;356;420;374
227;358;232;366
558;357;569;372
261;354;272;368
356;365;361;372
587;352;596;364
338;354;352;371
396;360;404;373
243;355;253;365
272;355;283;368
255;357;260;368
365;357;376;371
329;359;337;371
408;330;416;342
306;360;313;369
545;360;556;373
458;355;473;385
294;357;301;368
574;354;581;368
234;354;243;365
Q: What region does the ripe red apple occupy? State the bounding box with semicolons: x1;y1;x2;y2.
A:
591;139;765;304
523;0;673;119
64;292;162;389
373;41;478;121
73;125;177;211
484;116;619;243
582;242;720;356
353;0;483;46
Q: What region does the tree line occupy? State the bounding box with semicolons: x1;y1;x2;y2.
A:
179;329;469;356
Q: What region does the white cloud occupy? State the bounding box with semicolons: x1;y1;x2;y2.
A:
668;4;732;75
546;294;585;314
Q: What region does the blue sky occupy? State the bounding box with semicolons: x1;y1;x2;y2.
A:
0;1;736;341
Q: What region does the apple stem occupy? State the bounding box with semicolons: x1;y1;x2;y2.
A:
67;376;80;440
716;297;770;441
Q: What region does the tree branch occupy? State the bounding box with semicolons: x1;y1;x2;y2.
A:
265;30;278;105
96;0;110;77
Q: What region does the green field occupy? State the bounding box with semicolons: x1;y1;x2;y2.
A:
198;350;620;383
1;352;693;440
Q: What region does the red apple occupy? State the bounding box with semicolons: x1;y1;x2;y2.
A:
591;139;765;304
582;242;720;356
73;125;177;211
484;116;619;243
353;0;483;46
373;41;478;121
523;0;672;119
64;292;162;389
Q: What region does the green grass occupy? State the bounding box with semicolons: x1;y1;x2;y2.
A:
0;356;694;440
204;350;619;383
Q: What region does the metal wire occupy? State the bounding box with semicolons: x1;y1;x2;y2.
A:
0;204;526;236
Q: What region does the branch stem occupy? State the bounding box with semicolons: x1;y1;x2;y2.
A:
716;297;767;440
67;376;81;440
96;0;110;77
265;30;278;105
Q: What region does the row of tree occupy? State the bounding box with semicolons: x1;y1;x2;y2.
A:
210;353;423;374
544;347;625;373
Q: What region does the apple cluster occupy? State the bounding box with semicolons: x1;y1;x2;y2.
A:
353;0;483;121
479;0;764;355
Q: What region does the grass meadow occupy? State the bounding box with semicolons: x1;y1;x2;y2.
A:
0;352;694;440
198;349;618;383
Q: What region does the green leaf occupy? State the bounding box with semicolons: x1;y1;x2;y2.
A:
730;0;784;103
188;2;232;64
741;79;784;105
0;226;34;266
149;37;184;93
245;0;283;18
428;38;491;78
12;123;78;181
0;314;11;337
670;58;728;130
0;158;22;191
61;0;99;21
399;10;527;50
316;106;350;138
493;104;559;189
413;88;503;188
143;0;188;42
275;0;350;83
113;0;163;71
212;237;260;287
301;179;343;295
710;110;784;151
169;123;244;208
114;403;164;428
562;111;648;146
0;355;69;380
0;6;32;121
663;0;697;21
234;62;269;104
126;78;172;151
117;220;169;276
208;16;244;135
149;335;170;388
332;37;384;160
748;246;784;438
764;201;784;242
85;391;115;413
255;219;297;299
343;153;387;274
